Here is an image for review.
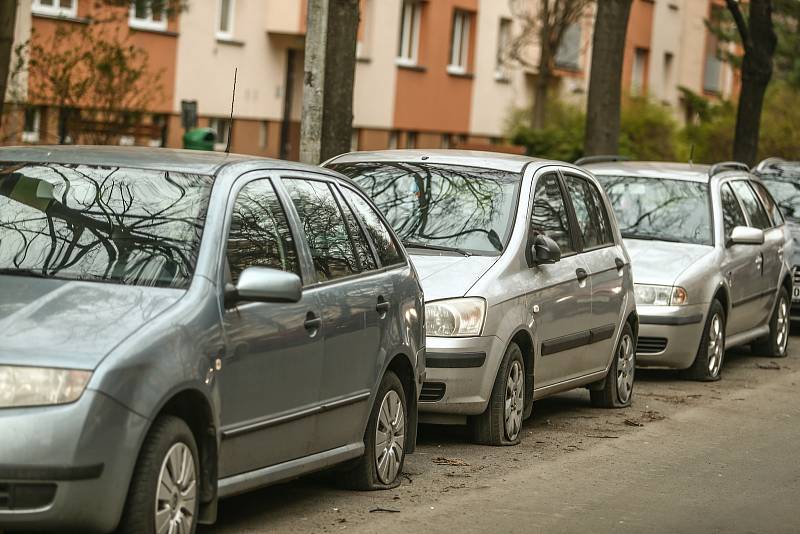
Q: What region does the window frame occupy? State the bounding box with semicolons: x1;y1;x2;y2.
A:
397;0;422;66
729;179;772;231
719;182;748;240
447;9;472;75
208;117;230;152
22;107;41;144
217;0;235;40
750;180;784;228
32;0;77;18
529;171;578;259
129;2;168;32
561;171;616;252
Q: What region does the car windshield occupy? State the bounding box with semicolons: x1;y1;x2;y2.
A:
761;170;800;222
0;163;212;288
596;175;712;245
330;162;521;255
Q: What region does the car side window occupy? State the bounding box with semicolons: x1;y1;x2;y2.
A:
283;178;359;281
531;173;575;255
334;187;378;271
751;181;783;226
730;180;771;230
564;174;613;249
342;187;405;267
720;183;747;238
226;179;300;284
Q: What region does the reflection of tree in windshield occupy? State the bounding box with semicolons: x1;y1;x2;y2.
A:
331;162;520;255
762;176;800;221
0;164;211;287
598;175;712;245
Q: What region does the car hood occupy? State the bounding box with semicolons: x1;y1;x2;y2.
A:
0;276;184;370
624;239;714;286
409;253;497;301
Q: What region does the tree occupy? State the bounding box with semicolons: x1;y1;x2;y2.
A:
507;0;592;130
724;0;777;166
0;1;18;121
583;0;632;156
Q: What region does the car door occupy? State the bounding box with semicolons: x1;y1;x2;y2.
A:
280;176;383;453
751;180;786;294
527;171;593;388
561;171;624;374
218;176;324;479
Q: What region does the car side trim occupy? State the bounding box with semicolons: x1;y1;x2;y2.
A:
0;463;104;481
732;288;777;309
589;324;616;343
542;324;616;356
426;352;486;368
639;314;704;325
221;390;371;439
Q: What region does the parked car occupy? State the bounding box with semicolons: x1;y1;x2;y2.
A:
580;158;793;381
325;150;638;446
0;146;425;533
752;158;800;320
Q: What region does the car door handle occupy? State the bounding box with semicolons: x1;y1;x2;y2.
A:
615;257;625;270
755;255;763;268
376;297;390;315
304;312;322;331
576;268;588;282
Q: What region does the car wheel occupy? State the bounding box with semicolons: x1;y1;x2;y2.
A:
752;287;790;358
590;323;635;408
683;300;726;381
340;371;407;490
470;342;524;446
118;415;199;534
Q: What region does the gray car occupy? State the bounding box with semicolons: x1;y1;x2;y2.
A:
326;150;638;446
0;146;425;533
583;159;793;381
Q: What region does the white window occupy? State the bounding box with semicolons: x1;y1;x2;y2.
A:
129;2;167;32
217;0;235;40
22;107;41;144
32;0;77;18
447;10;471;75
495;18;512;80
397;1;421;66
631;47;648;96
209;117;230;151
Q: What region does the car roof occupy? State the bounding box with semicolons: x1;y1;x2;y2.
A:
581;161;716;183
326;149;558;174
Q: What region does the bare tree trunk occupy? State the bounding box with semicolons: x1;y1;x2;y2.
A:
532;75;549;130
0;1;18;121
583;0;632;156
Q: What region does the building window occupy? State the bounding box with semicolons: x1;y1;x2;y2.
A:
259;121;268;150
447;10;472;75
495;18;512;81
405;131;417;149
357;0;372;59
388;131;399;149
441;134;451;149
129;1;167;31
631;47;648;96
209;117;231;151
397;1;421;66
662;52;674;100
22;107;41;143
32;0;77;18
555;23;581;71
218;0;235;40
119;135;136;146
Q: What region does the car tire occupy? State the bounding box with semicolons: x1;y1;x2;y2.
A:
117;415;200;534
470;342;525;446
752;287;790;358
339;371;407;490
590;323;635;408
683;300;726;381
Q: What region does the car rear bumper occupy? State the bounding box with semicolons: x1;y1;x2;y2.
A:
0;390;148;533
635;305;708;369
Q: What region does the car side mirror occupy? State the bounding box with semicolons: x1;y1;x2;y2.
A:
529;234;561;266
727;226;765;247
225;267;302;307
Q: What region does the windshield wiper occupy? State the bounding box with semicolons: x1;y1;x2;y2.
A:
621;232;686;244
402;240;472;257
0;268;47;278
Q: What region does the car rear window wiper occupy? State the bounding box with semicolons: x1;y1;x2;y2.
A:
0;267;47;278
401;240;472;257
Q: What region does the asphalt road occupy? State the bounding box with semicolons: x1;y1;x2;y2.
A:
203;335;800;534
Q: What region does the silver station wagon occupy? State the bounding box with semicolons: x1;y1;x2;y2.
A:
0;147;425;533
583;159;793;380
327;150;638;446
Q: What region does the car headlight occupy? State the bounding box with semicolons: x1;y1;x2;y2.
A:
0;366;92;408
425;297;486;337
634;284;688;306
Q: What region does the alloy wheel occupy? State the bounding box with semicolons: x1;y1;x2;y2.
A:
707;313;724;378
776;297;789;355
155;442;197;534
504;360;524;441
375;390;405;485
616;333;635;403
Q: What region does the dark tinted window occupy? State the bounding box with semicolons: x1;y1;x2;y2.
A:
531;174;574;254
720;183;747;237
343;187;404;266
227;179;300;283
335;187;378;271
283;178;359;281
730;180;771;230
751;181;783;226
761;174;800;222
564;174;614;249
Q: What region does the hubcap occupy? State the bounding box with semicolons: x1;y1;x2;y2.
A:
776;297;789;355
616;334;635;403
155;442;196;534
707;313;724;378
504;360;524;441
375;389;405;485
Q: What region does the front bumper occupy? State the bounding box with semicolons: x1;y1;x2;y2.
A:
418;335;506;417
0;390;149;533
635;304;708;369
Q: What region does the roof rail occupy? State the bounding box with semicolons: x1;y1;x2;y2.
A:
753;157;785;173
573;155;631;166
708;161;750;178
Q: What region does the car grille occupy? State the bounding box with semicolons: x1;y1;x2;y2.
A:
420;382;446;402
0;482;56;511
637;337;668;354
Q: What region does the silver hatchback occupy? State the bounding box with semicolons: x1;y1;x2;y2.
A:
327;150;638;446
583;160;793;380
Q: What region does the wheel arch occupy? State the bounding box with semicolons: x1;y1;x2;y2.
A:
712;285;731;318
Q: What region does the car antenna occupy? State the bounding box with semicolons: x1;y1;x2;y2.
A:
688;144;695;166
225;67;238;154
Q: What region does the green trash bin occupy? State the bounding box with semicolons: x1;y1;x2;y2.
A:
183;127;217;151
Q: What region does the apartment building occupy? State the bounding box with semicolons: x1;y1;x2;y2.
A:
2;0;738;157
